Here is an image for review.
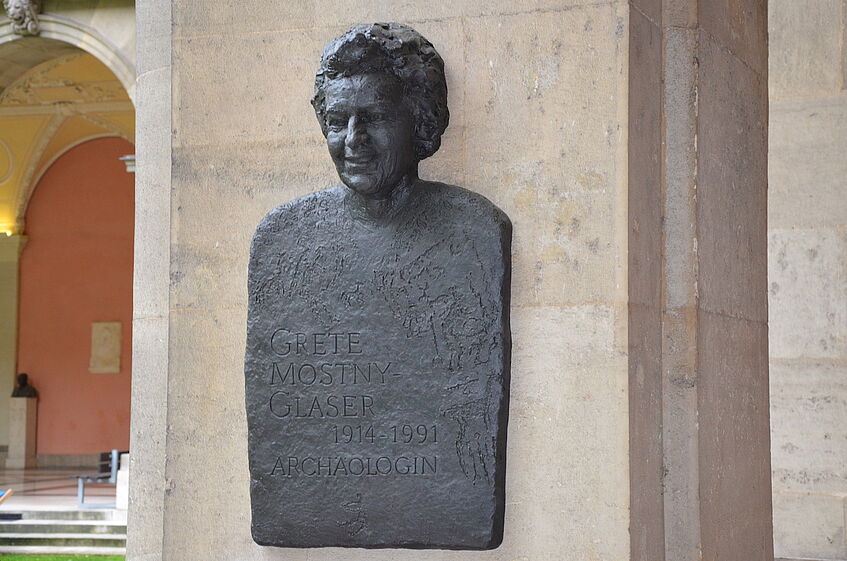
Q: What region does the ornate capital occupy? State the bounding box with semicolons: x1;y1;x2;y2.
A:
3;0;42;36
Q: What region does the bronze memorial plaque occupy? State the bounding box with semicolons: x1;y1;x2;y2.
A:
245;23;512;549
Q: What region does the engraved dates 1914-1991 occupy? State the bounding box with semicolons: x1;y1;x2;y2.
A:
244;23;512;550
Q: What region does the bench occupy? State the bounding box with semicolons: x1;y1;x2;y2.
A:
71;449;127;508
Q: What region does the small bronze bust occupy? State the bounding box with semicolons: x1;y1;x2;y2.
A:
245;23;511;550
11;373;37;398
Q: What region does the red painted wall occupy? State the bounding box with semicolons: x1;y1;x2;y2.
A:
17;137;134;455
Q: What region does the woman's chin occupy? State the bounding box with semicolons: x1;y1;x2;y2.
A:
342;176;390;199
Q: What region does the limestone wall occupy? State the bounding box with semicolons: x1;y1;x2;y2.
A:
133;1;631;559
768;1;847;559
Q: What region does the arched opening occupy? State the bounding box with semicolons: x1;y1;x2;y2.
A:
0;21;135;102
18;136;134;459
0;33;135;506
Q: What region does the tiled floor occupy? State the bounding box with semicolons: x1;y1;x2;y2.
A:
0;468;116;511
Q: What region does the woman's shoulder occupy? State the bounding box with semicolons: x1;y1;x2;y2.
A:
418;181;512;232
252;186;346;240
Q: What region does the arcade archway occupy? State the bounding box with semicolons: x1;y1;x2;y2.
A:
0;38;134;467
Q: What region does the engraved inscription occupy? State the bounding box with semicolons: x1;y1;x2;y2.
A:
269;455;437;477
263;329;437;475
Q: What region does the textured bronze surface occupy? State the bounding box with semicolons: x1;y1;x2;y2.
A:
245;23;512;549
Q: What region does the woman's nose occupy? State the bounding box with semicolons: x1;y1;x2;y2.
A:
345;115;368;149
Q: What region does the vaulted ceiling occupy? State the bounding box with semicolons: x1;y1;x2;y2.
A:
0;46;134;234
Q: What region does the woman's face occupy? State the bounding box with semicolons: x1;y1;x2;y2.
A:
323;73;417;199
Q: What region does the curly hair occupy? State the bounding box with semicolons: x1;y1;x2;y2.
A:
311;23;450;161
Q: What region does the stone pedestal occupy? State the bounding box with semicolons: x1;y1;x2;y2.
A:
6;397;37;469
0;236;27;451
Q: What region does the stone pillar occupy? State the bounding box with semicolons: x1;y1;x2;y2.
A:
125;0;170;558
0;235;26;451
6;397;36;469
768;1;847;559
629;1;773;560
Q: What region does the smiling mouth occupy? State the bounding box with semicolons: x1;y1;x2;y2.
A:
344;157;375;173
